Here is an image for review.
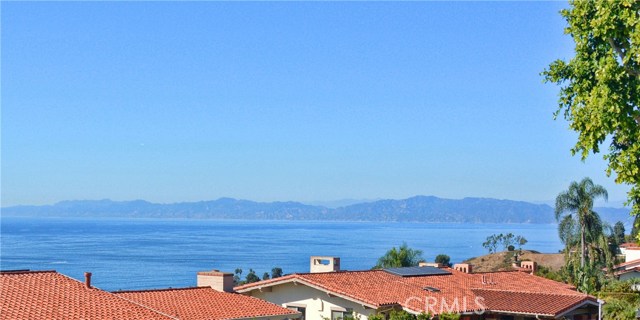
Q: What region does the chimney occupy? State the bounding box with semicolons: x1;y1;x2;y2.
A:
520;261;537;274
197;270;235;292
453;263;473;273
310;256;340;273
84;272;92;289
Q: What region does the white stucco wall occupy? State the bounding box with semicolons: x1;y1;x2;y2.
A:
625;249;640;262
247;282;379;320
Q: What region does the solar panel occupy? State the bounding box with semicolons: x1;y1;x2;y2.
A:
383;266;451;277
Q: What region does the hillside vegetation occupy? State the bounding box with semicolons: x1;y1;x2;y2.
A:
463;250;564;272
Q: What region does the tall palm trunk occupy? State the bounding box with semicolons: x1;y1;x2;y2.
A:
581;223;585;268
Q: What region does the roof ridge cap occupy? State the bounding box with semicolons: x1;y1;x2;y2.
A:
297;269;384;275
32;270;178;320
471;270;521;274
471;288;590;297
0;269;56;275
234;274;299;290
107;289;179;319
113;286;207;294
614;258;640;268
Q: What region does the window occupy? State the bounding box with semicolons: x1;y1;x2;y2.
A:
287;306;306;320
331;308;353;320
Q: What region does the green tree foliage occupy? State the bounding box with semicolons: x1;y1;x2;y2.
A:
389;310;416;320
233;268;243;284
235;266;283;285
482;234;501;253
632;215;640;241
543;1;640;220
387;310;432;320
555;177;609;268
600;279;640;319
563;230;618;294
271;267;283;279
374;243;424;269
416;313;432;320
367;315;385;320
603;299;637;320
554;178;617;293
434;254;451;267
438;313;460;320
245;269;260;284
502;233;515;250
482;233;527;253
614;221;626;245
534;265;565;283
516;235;528;250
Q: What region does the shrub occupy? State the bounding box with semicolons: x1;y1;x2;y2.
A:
438;313;460;320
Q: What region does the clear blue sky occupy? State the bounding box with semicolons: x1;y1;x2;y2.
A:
1;2;631;207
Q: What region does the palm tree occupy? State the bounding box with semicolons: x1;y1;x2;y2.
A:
374;243;424;269
555;177;608;268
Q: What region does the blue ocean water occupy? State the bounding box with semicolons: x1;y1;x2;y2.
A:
0;217;562;291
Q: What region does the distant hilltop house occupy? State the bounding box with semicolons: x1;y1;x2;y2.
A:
0;270;298;320
231;256;599;320
612;242;640;281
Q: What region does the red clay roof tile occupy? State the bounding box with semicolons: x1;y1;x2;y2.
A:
0;270;174;319
114;286;299;320
235;268;593;316
613;258;640;270
472;289;596;316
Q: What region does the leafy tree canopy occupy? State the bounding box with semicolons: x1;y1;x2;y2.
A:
543;1;640;219
245;269;260;284
482;233;527;253
434;254;451;267
614;221;626;245
387;310;432;320
555;177;609;270
271;267;283;279
374;243;424;269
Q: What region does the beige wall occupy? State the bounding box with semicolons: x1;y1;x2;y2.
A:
247;282;378;320
197;273;234;292
625;249;640;262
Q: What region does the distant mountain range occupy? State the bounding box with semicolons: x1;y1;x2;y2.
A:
2;196;633;225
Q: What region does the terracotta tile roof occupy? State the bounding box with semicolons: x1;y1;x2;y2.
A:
614;266;640;276
114;286;299;320
235;268;593;316
0;270;174;319
472;289;596;317
613;258;640;270
620;242;640;248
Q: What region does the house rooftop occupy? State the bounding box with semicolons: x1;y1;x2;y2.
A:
0;270;173;319
235;267;595;316
114;286;299;320
613;259;640;270
1;270;298;320
620;242;640;248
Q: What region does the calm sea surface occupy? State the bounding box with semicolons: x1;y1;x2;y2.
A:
0;217;562;291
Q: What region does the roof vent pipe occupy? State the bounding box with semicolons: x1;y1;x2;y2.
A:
84;272;92;289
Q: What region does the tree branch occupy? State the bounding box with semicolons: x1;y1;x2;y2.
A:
608;37;640;77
